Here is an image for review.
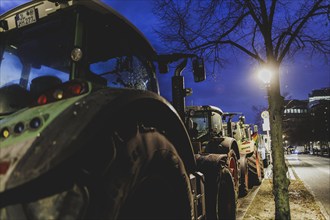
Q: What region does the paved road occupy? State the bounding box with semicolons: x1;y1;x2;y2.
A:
286;154;330;218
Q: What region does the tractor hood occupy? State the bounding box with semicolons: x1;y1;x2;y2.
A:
0;90;89;193
238;140;255;155
0;87;163;197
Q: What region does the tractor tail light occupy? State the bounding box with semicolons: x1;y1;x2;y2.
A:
37;94;48;105
0;161;10;175
34;80;88;106
69;84;83;95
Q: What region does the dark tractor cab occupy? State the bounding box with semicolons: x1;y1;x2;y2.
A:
0;0;159;118
186;105;224;143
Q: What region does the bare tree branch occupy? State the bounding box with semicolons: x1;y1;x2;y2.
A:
268;0;277;27
245;1;264;34
252;24;259;55
153;0;329;65
278;0;328;62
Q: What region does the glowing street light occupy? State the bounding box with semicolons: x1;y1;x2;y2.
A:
258;68;272;84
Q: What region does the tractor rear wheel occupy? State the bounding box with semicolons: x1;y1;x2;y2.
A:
195;154;237;220
85;125;193;220
218;167;237;220
247;151;262;188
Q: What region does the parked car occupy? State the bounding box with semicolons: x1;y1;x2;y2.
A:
286;145;295;154
294;146;306;154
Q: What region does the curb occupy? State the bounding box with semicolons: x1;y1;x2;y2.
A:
236;183;262;220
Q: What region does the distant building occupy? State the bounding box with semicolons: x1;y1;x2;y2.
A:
282;87;330;155
309;88;330;147
308;88;330;103
282;99;310;146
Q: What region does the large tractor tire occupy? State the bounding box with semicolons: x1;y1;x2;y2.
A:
196;154;237;220
247;151;263;188
85;125;193;220
218;167;237;220
238;156;249;197
205;142;240;199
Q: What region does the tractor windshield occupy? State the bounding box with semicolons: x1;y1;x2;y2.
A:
0;15;73;116
0;2;158;116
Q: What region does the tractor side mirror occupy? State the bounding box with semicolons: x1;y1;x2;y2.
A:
158;61;169;73
157;55;169;73
192;57;206;82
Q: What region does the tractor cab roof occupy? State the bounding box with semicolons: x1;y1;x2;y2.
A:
0;0;157;59
186;105;224;115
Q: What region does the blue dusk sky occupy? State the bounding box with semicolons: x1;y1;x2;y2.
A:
1;0;329;124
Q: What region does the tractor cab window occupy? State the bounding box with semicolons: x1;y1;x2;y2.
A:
82;8;157;92
210;111;222;135
0;16;73;115
244;126;251;140
0;2;158;116
189;111;209;138
90;56;151;90
0;52;22;86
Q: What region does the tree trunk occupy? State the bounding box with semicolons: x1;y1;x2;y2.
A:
268;63;291;220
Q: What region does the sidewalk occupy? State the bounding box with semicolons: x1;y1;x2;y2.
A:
237;163;328;220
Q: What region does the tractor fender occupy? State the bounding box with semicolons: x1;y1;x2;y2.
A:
205;137;240;160
108;90;197;175
5;88;196;192
219;137;240;160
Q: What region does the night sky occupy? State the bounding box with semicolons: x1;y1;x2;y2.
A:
1;0;329;124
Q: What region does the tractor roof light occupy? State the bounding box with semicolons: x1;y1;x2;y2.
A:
34;81;88;106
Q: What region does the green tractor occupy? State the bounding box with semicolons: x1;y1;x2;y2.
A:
223;113;264;196
0;0;236;219
185;106;240;198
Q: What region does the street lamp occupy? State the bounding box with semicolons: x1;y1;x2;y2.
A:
285;140;288;154
258;68;272;85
